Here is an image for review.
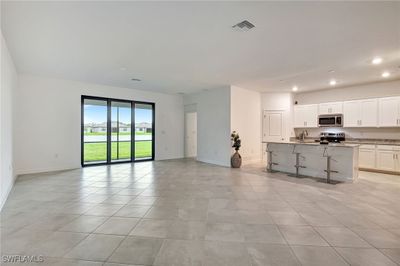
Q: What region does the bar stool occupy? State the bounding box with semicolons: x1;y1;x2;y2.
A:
324;156;338;184
323;147;339;184
292;145;306;177
266;144;278;173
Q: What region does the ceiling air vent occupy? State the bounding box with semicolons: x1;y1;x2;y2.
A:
232;20;255;31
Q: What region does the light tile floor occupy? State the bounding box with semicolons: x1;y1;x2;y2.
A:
1;159;400;265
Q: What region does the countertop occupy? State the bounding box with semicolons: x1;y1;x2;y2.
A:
267;138;400;146
342;139;400;146
262;141;360;148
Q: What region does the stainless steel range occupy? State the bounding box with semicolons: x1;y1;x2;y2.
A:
320;132;345;144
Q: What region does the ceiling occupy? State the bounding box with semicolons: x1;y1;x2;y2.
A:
2;1;400;94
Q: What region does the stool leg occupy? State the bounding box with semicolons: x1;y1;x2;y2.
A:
267;151;273;172
326;156;331;184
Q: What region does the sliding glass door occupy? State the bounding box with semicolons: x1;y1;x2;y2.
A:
81;96;154;166
82;98;108;164
134;103;154;160
111;101;132;162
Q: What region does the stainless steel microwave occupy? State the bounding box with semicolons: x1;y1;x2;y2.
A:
318;114;343;127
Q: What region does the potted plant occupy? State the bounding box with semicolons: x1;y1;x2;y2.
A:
231;131;242;168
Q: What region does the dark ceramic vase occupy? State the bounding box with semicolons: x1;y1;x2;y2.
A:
231;151;242;168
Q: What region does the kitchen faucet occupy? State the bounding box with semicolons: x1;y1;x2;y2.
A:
299;130;308;142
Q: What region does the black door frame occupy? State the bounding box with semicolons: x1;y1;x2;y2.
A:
81;95;155;167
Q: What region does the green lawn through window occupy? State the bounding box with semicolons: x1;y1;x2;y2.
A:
84;141;152;162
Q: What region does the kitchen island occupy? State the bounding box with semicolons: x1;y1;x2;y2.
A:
264;141;359;182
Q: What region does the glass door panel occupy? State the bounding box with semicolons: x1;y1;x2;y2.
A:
111;101;132;162
134;103;154;160
83;99;108;164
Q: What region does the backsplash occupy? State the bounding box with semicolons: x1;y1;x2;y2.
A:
294;127;400;140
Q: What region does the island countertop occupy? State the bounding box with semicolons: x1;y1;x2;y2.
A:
262;141;360;148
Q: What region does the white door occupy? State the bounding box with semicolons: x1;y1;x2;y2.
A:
263;111;285;142
379;97;400;127
360;99;378;127
185;112;197;158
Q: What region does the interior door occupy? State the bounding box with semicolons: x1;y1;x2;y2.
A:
185;112;197;157
263;111;285;142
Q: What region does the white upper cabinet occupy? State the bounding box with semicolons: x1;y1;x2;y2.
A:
343;99;378;127
293;104;318;128
318;102;343;114
378;97;400;127
293;96;400;129
343;101;360;127
361;99;378;127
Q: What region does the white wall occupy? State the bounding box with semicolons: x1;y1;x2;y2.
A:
183;87;231;167
294;79;400;105
230;86;261;163
15;75;184;175
1;33;17;209
261;92;295;140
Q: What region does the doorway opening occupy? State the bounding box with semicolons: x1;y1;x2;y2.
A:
185;112;197;158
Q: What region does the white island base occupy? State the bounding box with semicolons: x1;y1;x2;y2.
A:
265;142;359;183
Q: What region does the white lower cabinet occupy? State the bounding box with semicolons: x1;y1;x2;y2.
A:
376;145;399;172
359;145;400;173
376;150;396;171
359;145;376;169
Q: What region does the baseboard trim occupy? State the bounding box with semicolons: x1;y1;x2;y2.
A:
196;158;230;167
359;168;400;176
0;173;16;211
16;165;80;176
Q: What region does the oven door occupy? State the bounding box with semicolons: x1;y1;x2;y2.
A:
318;116;336;127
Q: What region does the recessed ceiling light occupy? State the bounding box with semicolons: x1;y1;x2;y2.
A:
372;57;382;65
292;86;298;92
131;78;141;81
381;71;390;78
329;79;337;86
328;69;335;73
120;67;127;71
